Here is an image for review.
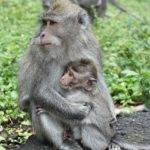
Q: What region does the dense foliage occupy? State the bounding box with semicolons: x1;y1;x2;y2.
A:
0;0;149;145
93;0;150;106
0;0;42;123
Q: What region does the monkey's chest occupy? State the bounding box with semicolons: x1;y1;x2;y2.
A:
44;61;65;89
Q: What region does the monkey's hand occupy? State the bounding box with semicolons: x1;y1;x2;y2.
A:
69;102;92;119
36;107;48;116
19;95;30;112
33;87;92;120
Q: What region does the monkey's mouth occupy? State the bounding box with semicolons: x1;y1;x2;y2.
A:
31;41;53;47
42;43;52;45
40;43;52;46
39;43;56;49
60;83;73;90
39;42;62;49
60;84;69;89
31;37;62;47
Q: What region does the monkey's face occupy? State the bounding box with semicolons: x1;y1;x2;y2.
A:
32;19;63;50
32;1;90;51
60;68;96;91
60;68;79;90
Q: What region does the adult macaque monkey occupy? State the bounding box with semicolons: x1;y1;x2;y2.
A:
19;0;116;149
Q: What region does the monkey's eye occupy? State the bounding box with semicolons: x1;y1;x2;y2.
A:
87;80;92;86
69;72;73;77
50;20;57;25
42;20;47;26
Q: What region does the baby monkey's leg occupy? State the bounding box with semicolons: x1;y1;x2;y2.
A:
73;126;82;140
36;108;83;150
81;125;109;150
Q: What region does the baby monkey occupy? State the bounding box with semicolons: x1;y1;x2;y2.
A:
60;59;115;150
60;59;97;92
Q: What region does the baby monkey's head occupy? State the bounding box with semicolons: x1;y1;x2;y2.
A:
60;59;97;91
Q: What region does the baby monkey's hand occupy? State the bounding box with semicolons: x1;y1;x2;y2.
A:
75;101;93;117
36;107;47;116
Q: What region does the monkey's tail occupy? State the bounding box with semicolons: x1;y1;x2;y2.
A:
109;0;127;12
108;0;142;20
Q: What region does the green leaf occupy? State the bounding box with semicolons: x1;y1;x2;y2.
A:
121;70;138;76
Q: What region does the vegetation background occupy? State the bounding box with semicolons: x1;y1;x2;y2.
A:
0;0;149;149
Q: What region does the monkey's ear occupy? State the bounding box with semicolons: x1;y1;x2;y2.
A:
42;0;52;9
84;78;97;91
78;11;90;29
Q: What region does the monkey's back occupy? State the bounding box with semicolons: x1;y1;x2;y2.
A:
83;97;115;140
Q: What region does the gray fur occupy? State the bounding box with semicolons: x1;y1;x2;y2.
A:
65;90;115;150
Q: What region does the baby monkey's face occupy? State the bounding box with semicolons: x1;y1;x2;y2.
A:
60;67;96;91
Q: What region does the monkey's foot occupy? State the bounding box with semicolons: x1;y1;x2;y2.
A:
109;143;121;150
36;107;47;115
60;139;83;150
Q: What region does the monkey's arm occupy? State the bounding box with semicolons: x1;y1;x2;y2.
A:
97;72;116;119
18;53;91;119
18;55;34;111
90;50;116;119
32;83;91;120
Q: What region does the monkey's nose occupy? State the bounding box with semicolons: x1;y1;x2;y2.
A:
60;78;67;86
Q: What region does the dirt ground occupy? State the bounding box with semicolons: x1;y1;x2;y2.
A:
115;110;150;145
